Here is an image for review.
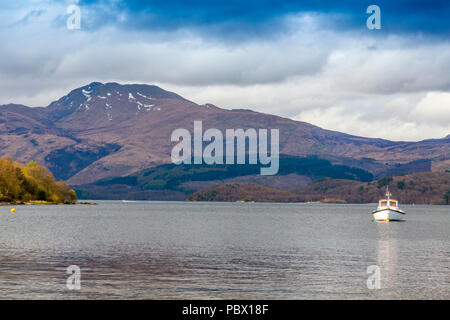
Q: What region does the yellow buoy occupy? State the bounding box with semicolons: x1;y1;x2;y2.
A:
10;208;15;213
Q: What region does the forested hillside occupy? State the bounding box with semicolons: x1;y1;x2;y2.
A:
74;156;373;200
0;157;77;204
188;172;450;204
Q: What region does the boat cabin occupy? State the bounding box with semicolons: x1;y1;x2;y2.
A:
378;199;398;208
373;186;405;220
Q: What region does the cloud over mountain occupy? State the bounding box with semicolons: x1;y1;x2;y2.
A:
0;0;449;140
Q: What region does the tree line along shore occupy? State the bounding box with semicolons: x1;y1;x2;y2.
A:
0;157;77;204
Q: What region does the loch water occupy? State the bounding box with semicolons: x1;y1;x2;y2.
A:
0;201;448;299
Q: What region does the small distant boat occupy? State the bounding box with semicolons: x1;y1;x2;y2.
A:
372;186;405;221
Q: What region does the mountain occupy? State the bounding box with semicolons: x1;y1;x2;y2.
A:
0;82;448;186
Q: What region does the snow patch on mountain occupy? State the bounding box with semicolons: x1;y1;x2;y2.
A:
82;89;92;98
137;92;153;100
144;104;155;111
105;103;112;121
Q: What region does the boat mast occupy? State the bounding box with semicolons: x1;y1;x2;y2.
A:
386;186;391;201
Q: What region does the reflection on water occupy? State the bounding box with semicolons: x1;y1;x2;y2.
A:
0;202;448;299
372;218;449;299
376;226;398;294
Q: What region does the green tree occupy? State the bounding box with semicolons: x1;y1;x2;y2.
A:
377;176;392;188
443;190;450;205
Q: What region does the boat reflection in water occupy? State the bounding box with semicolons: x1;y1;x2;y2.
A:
375;224;398;294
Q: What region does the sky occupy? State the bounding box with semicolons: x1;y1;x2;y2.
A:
0;0;449;141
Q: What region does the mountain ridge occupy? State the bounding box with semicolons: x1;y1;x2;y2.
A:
0;82;448;185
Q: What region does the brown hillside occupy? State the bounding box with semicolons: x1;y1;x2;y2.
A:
188;183;299;202
292;171;450;204
188;172;450;204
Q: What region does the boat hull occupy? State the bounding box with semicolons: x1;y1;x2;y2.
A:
373;208;404;221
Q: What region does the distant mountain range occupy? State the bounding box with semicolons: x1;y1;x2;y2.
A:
0;82;448;193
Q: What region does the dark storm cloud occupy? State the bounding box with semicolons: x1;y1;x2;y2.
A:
76;0;450;39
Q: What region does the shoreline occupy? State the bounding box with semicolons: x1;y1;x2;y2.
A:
74;199;447;205
2;199;446;205
0;200;97;205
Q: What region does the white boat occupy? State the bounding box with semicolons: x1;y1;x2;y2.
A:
372;187;405;221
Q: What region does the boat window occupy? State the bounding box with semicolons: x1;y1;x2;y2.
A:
390;201;397;206
380;201;387;206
